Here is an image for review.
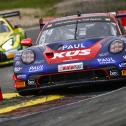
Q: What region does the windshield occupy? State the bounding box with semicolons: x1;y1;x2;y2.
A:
0;21;10;33
39;21;119;44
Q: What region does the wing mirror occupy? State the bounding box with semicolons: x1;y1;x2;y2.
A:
39;18;45;30
21;38;32;46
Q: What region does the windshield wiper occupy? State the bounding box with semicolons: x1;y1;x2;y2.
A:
74;20;78;40
74;11;81;40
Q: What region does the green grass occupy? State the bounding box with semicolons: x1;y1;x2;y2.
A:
0;0;125;16
0;0;59;9
0;0;61;16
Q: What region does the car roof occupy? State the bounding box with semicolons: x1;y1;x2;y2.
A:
49;13;116;24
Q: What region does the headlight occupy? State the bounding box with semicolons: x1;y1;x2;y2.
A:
109;40;124;54
21;50;35;64
2;38;13;51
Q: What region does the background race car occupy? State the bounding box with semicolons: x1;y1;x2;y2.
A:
13;11;126;96
0;11;27;66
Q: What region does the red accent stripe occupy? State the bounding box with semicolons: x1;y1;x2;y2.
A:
43;42;102;64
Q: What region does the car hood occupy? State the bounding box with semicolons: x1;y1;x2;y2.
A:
42;37;106;64
0;32;12;46
45;38;103;51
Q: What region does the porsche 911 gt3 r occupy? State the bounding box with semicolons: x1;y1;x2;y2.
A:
0;11;26;65
13;12;126;96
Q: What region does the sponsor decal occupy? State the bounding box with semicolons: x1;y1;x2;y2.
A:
97;58;115;64
123;55;126;60
14;67;22;72
58;62;83;72
81;17;109;21
62;43;85;50
29;65;43;72
27;80;35;85
52;49;91;59
110;70;118;76
17;74;26;79
44;42;101;64
119;62;126;68
15;51;22;56
15;61;21;66
14;56;20;61
99;52;109;57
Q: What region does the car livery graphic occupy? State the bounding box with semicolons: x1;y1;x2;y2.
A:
0;11;27;65
13;12;126;96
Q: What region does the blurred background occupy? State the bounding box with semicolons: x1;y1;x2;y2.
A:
0;0;126;27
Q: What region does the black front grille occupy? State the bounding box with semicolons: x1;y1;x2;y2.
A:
37;70;108;86
0;52;7;62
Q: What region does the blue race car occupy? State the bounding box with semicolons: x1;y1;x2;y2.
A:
13;12;126;96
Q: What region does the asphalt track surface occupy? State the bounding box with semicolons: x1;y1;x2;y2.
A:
1;27;126;126
1;87;126;126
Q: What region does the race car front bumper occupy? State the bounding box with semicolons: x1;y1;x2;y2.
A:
15;77;126;94
14;68;126;93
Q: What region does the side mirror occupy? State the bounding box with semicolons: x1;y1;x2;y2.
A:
21;38;32;46
40;23;45;30
39;18;45;30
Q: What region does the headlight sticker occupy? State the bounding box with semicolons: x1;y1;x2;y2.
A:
109;40;124;54
21;50;35;64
